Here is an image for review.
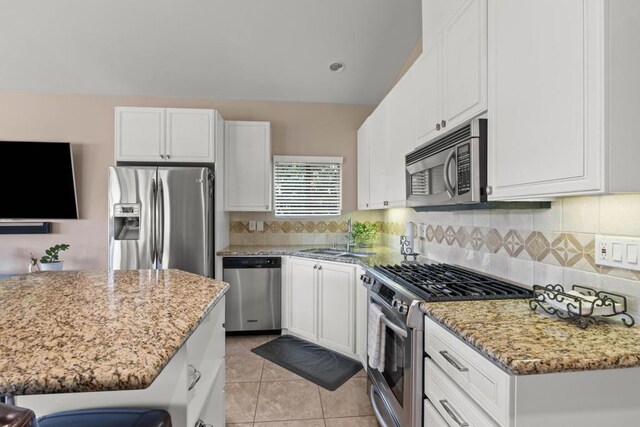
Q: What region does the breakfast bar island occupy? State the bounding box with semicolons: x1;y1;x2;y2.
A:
0;269;228;427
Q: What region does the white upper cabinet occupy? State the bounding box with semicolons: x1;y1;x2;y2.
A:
165;109;215;162
368;98;389;209
442;0;487;128
115;107;218;163
363;66;418;210
422;0;466;49
115;107;165;162
415;0;487;147
387;64;417;207
487;0;640;199
224;121;272;211
414;40;442;145
357;118;371;210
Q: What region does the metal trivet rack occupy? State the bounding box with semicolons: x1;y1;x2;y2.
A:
529;284;635;329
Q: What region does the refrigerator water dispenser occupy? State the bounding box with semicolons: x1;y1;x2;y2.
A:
113;203;140;240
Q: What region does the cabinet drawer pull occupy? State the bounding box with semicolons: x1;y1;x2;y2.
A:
439;350;468;372
436;123;441;131
439;399;468;427
441;120;447;128
188;364;202;390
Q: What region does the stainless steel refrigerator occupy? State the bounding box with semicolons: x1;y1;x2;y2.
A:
108;166;214;277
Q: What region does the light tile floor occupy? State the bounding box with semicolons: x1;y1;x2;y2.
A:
225;335;380;427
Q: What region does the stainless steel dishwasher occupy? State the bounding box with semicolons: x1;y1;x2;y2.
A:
223;257;282;333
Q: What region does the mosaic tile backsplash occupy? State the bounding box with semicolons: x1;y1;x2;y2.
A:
230;195;640;313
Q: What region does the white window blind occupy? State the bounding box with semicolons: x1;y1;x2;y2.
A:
273;156;343;217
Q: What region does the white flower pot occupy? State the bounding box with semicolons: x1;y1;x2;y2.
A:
39;261;64;271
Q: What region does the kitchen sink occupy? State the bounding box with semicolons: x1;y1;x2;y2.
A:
299;248;374;258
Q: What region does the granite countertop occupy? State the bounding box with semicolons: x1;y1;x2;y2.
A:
0;269;228;396
421;299;640;375
217;244;411;268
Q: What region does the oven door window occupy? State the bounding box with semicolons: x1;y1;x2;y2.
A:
382;325;406;406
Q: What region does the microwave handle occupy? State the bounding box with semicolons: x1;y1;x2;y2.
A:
444;150;456;197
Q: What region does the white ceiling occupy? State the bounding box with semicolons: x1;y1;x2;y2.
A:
0;0;421;105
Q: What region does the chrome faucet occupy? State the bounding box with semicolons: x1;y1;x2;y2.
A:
346;217;356;252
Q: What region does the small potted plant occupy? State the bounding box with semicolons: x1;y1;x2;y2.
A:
35;243;70;271
351;222;378;248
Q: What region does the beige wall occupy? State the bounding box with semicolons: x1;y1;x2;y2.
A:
0;91;373;274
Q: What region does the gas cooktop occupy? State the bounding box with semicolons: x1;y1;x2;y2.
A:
373;262;532;302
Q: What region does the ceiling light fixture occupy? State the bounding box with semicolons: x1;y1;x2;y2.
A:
329;62;345;72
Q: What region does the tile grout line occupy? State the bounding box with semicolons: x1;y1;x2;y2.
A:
318;382;325;422
251;355;266;424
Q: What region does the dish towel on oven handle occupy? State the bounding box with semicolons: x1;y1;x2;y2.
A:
368;303;386;372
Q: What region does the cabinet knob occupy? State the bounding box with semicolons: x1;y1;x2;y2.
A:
441;120;447;128
166;154;171;160
318;265;322;270
160;154;165;159
366;203;369;207
313;265;317;269
436;123;441;131
266;205;269;210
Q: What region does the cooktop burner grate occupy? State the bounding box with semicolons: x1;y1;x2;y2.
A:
374;263;532;301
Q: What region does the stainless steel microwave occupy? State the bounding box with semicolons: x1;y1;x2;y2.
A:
406;118;488;207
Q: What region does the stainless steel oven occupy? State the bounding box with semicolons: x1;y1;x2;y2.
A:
362;270;424;427
406;118;487;208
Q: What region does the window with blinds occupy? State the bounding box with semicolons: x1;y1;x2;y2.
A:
273;156;343;217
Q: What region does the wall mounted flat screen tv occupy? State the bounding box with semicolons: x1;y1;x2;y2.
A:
0;141;79;220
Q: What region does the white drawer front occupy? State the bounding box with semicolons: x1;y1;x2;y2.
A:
425;358;499;427
425;316;510;426
425;398;450;427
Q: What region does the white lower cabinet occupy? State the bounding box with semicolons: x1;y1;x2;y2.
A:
287;257;319;341
424;398;449;427
425;358;498;427
317;261;356;354
284;256;358;358
355;266;368;367
425;315;640;427
17;298;226;427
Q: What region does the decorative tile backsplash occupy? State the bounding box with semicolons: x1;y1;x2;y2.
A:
229;195;640;297
382;222;640;281
228;211;384;246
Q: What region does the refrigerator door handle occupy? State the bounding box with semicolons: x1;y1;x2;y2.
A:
157;179;165;267
151;178;157;266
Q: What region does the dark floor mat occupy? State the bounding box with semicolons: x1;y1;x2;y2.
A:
251;335;363;391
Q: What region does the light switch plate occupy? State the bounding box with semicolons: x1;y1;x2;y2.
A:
595;235;640;271
256;220;264;232
418;223;427;239
248;220;257;231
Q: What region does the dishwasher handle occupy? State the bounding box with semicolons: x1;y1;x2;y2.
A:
222;257;282;269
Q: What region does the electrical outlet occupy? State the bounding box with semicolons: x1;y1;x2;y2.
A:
248;221;257;231
256;220;264;232
599;240;609;261
596;235;640;271
418;223;427;239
